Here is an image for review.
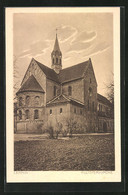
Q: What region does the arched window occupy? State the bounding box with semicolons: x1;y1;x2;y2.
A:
68;86;72;96
90;78;91;83
54;86;57;96
60;108;62;113
74;108;76;113
34;110;39;119
19;110;22;120
35;96;40;106
26;96;30;105
56;58;58;64
92;102;95;112
50;109;52;114
88;100;90;111
88;87;92;96
19;97;23;106
99;104;100;111
53;58;54;64
25;110;30;119
60;58;61;64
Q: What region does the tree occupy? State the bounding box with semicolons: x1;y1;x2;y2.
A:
54;120;63;139
105;73;114;105
13;55;20;101
65;117;78;138
105;74;114;118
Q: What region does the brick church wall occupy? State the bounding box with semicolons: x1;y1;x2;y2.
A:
46;79;61;103
62;79;85;103
16;91;45;133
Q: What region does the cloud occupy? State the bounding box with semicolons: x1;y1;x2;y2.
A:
59;25;78;43
19;53;32;59
67;41;92;53
72;30;97;44
81;43;111;59
64;40;111;64
18;40;50;59
63;57;71;61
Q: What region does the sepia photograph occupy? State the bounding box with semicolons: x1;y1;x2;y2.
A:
6;7;121;182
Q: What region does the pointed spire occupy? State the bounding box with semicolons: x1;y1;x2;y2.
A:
51;29;62;74
53;28;61;51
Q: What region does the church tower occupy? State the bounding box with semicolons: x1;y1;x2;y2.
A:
51;31;62;74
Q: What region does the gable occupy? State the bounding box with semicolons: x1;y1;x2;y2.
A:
47;94;84;107
35;59;59;83
84;59;97;86
21;58;45;86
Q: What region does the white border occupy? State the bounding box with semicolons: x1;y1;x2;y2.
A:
6;7;121;182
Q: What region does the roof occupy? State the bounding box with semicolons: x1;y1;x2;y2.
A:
34;58;90;84
17;75;45;94
59;60;90;83
97;93;112;106
47;94;84;107
34;59;59;83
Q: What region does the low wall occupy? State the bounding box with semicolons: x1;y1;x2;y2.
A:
16;120;44;134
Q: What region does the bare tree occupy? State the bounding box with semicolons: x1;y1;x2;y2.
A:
105;73;114;105
65;117;78;138
105;74;114;118
13;55;20;101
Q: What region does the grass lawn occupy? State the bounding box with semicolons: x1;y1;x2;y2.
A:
14;134;115;171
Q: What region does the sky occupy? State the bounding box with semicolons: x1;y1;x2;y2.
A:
13;12;113;97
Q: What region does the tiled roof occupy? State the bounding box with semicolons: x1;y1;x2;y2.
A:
17;75;45;94
34;58;90;84
59;60;90;83
35;59;59;83
97;93;111;106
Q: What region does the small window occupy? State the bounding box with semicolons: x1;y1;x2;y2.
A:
53;58;54;64
54;86;57;96
74;108;76;113
80;109;82;115
19;97;23;106
101;105;102;111
60;108;62;113
56;58;58;64
50;109;52;115
88;100;90;111
35;96;40;106
60;58;61;64
19;110;22;120
88;87;92;96
90;78;91;83
68;86;72;96
34;110;39;119
25;110;30;120
26;96;30;105
99;104;100;111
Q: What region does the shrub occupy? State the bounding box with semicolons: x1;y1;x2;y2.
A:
36;123;44;134
47;125;54;139
54;122;63;139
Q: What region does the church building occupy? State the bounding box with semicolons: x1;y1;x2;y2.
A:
15;33;114;134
